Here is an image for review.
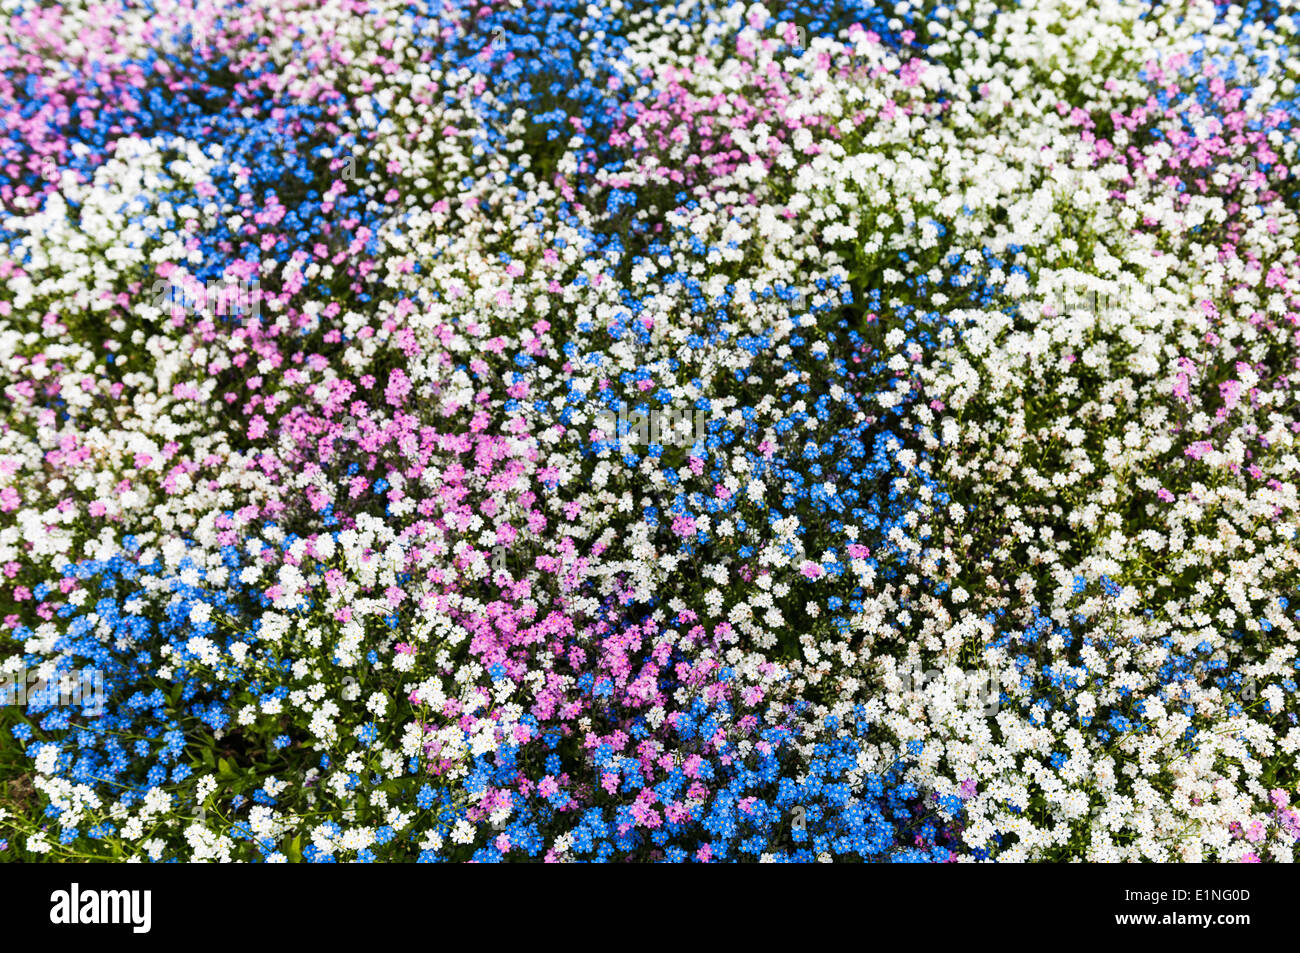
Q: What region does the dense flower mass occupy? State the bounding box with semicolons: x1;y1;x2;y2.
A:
0;0;1298;863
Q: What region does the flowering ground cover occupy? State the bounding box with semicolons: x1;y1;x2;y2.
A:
0;0;1298;863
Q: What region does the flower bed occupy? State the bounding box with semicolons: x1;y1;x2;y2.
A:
0;0;1298;862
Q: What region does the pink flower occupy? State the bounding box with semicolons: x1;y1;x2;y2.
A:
385;368;411;407
671;515;697;538
1278;808;1300;840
